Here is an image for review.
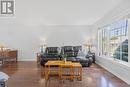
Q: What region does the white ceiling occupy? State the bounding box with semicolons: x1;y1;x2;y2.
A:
16;0;123;25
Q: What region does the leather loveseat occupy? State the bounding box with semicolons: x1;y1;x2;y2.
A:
40;46;94;67
40;47;60;66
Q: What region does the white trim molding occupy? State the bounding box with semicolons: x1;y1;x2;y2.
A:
18;58;36;61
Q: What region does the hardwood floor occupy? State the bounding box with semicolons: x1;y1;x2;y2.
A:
0;61;130;87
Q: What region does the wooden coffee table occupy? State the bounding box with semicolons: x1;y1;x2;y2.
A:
72;62;82;80
44;60;82;81
60;61;73;80
45;61;62;80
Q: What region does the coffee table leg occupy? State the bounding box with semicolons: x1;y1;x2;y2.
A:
45;65;47;80
72;67;74;80
59;66;61;80
79;67;82;81
71;67;73;81
45;65;49;80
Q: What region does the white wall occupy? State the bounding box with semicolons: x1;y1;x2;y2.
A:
0;18;92;61
92;0;130;85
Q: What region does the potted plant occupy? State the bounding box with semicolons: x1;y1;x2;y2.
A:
63;54;67;62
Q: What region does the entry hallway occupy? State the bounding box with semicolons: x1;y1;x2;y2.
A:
0;62;130;87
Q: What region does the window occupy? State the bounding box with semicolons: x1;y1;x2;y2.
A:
102;26;109;56
98;19;128;62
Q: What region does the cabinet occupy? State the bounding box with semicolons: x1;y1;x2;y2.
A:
7;50;18;62
0;50;18;64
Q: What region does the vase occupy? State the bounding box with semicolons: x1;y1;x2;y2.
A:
64;58;66;62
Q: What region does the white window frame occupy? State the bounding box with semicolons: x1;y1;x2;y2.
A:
98;19;129;63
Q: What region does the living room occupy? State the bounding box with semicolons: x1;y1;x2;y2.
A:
0;0;130;87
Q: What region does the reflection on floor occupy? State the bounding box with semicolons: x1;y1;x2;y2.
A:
0;61;129;87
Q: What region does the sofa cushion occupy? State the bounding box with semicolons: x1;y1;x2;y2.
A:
66;57;76;62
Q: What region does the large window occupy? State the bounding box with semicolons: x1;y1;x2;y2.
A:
98;19;128;62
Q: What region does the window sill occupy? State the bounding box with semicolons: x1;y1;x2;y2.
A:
97;56;130;70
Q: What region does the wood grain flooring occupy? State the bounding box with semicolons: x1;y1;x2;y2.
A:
0;61;130;87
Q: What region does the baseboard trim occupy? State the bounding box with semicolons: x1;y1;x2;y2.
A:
96;61;130;85
18;58;36;61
